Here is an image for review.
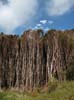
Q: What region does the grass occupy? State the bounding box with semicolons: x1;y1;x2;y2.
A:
0;81;74;100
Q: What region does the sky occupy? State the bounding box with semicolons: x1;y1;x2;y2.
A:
0;0;74;35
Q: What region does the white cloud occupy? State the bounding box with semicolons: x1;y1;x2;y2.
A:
36;24;41;27
46;0;74;16
33;23;42;30
40;20;47;24
0;0;38;33
33;25;43;30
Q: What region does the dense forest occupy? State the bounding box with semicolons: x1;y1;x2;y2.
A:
0;29;74;91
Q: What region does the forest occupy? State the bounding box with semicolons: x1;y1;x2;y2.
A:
0;29;74;91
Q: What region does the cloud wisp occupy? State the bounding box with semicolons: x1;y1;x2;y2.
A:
40;20;47;24
34;19;54;31
46;0;74;16
0;0;38;33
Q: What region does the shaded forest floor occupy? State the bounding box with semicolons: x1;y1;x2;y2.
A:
0;81;74;100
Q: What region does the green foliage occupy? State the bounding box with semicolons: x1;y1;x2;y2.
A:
0;81;74;100
66;61;74;80
48;78;58;93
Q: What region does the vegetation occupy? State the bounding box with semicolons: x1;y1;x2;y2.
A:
0;29;74;100
0;81;74;100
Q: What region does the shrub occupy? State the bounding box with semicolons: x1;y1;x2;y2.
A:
48;78;58;93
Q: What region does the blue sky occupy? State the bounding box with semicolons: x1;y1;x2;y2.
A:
0;0;74;35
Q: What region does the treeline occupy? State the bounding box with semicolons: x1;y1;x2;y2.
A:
0;29;74;90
